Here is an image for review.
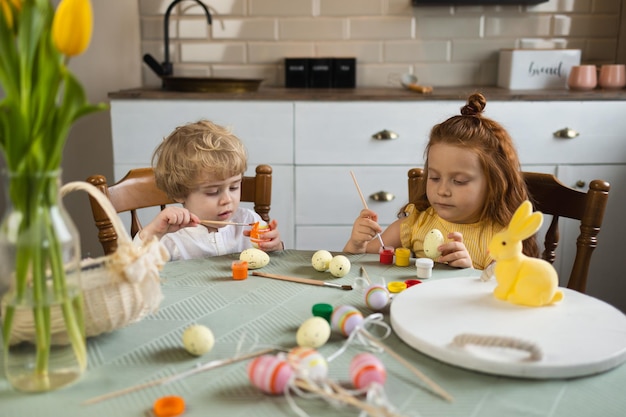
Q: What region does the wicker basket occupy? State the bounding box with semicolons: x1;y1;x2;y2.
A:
5;181;169;345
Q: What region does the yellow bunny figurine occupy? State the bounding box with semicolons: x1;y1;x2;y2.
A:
488;200;563;307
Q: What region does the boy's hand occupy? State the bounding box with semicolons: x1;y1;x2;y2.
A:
139;207;200;241
253;219;284;252
438;231;473;268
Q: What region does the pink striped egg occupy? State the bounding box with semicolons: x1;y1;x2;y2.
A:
248;354;293;395
349;353;387;389
331;305;364;337
287;347;328;380
364;284;390;311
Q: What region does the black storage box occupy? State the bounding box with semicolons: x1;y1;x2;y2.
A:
332;58;356;88
308;58;333;88
285;58;309;88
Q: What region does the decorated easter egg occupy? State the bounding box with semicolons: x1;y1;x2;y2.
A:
423;228;444;259
364;284;390;311
311;250;333;272
240;248;270;269
248;354;293;395
331;305;364;337
349;353;387;389
296;316;331;348
182;324;215;356
287;347;328;380
329;255;351;278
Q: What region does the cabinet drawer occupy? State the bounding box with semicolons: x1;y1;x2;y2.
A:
487;101;626;165
296;166;414;225
296;226;353;252
295;101;461;165
111;100;294;166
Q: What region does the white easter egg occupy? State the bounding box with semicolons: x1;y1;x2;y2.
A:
423;228;444;259
182;324;215;356
311;250;333;272
329;255;351;278
296;316;331;348
240;248;270;269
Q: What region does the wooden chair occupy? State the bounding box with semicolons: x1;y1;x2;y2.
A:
407;168;610;293
87;164;272;255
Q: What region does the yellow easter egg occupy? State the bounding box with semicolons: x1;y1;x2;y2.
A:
311;250;333;272
423;228;444;259
240;248;270;269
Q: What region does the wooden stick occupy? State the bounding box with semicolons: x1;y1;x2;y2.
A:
358;329;454;403
199;220;255;227
359;266;372;285
296;379;405;417
349;171;385;248
83;347;275;405
252;272;352;291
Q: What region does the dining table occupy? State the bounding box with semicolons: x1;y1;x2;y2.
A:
1;249;625;417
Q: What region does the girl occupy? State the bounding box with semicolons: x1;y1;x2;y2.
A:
343;93;538;269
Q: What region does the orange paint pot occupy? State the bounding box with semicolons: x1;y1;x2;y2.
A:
232;260;248;280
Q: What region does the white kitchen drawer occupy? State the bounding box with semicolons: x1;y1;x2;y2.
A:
486;101;626;165
111;100;294;166
296;226;353;252
295;101;461;165
296;166;415;226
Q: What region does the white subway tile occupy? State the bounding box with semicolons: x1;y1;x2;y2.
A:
184;0;246;15
319;0;382;16
212;65;279;86
385;0;413;15
593;0;621;13
453;39;516;62
565;15;619;37
138;0;171;15
249;0;314;16
357;64;413;87
350;17;413;40
416;16;482;39
316;41;382;62
586;38;619;62
181;43;246;63
416;62;482;86
527;0;591;13
279;18;347;40
213;19;277;40
141;17;166;40
179;18;212;39
553;15;572;37
248;42;316;63
170;63;211;77
384;40;449;62
485;15;552;37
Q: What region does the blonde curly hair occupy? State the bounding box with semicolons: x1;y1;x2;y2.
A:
152;120;248;201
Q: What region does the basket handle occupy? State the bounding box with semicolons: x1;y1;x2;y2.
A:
61;181;132;245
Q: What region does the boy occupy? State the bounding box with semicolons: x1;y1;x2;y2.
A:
136;120;283;260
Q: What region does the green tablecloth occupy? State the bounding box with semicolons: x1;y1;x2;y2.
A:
2;250;625;417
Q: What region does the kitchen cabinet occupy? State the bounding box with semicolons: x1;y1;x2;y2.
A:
109;88;626;312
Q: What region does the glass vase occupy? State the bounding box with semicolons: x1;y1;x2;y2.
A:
0;170;87;392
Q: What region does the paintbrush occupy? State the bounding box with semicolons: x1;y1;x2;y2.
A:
252;272;352;290
199;220;255;227
349;171;385;248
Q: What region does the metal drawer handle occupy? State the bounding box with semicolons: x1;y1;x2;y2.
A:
369;191;395;202
372;129;399;140
553;127;579;139
575;180;586;188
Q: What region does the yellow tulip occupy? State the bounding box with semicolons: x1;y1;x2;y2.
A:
52;0;93;57
1;0;21;29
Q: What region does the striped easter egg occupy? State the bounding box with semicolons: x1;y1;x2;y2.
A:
287;347;328;380
247;354;293;395
349;353;387;389
331;305;364;337
364;284;390;311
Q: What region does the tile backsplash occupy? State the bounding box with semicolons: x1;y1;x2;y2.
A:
139;0;621;87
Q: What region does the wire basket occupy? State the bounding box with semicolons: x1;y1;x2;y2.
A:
5;181;169;345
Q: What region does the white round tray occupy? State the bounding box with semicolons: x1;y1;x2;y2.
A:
390;276;626;379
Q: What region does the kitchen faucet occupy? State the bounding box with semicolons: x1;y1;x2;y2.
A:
143;0;212;77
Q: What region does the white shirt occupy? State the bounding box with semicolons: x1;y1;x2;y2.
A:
134;208;264;261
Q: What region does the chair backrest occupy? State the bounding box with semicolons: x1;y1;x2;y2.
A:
407;168;610;293
87;164;272;255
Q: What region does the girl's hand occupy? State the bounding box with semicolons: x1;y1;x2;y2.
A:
438;232;473;268
254;219;284;252
343;209;383;254
139;207;200;241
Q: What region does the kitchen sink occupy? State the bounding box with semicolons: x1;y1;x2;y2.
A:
161;76;263;93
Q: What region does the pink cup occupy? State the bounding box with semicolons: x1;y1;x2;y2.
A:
567;65;597;90
598;64;626;89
